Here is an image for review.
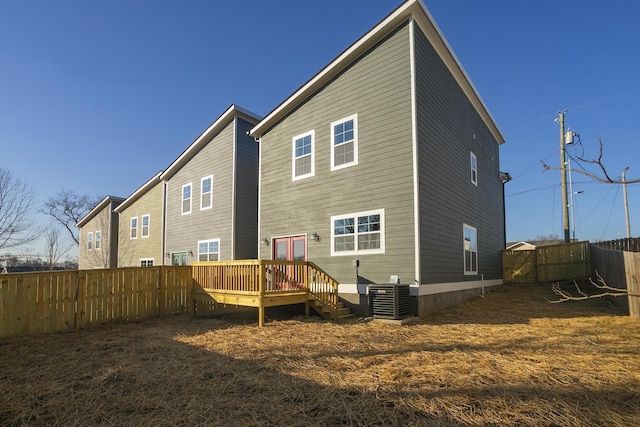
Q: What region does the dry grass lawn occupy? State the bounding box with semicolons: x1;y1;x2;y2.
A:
1;283;639;426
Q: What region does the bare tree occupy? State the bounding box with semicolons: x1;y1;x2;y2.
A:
43;190;101;245
43;224;74;270
0;168;39;250
542;137;640;184
548;271;640;303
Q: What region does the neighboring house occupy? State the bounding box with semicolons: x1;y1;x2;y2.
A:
505;242;537;251
250;0;507;316
77;196;125;269
161;104;261;265
114;171;164;267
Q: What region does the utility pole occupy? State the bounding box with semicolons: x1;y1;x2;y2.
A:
558;110;571;243
622;166;631;241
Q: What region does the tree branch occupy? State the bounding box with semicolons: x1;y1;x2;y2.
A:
547;271;640;303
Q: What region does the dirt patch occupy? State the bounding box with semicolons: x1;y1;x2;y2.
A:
1;283;639;426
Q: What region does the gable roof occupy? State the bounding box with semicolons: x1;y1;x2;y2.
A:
114;170;163;214
76;195;125;228
249;0;504;145
160;104;262;181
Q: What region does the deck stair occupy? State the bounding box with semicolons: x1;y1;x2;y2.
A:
191;260;354;325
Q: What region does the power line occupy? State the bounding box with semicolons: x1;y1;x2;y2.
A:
600;185;620;240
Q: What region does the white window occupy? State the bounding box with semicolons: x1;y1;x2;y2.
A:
201;176;213;210
470;152;478;186
140;258;154;267
198;239;220;262
95;231;101;250
130;217;138;239
464;224;478;274
331;209;384;256
87;232;93;250
182;183;192;214
292;130;315;180
331;114;358;170
141;215;150;238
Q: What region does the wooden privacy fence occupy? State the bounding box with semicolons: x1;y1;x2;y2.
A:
503;241;591;284
0;266;192;338
591;245;640;318
593;237;640;252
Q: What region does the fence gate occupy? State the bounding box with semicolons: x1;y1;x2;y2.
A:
503;241;591;284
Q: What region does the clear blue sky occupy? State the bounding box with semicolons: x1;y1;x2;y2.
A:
1;0;638;257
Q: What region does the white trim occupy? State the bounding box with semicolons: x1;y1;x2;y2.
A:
200;175;213;211
140;258;154;267
330;114;358;171
470;151;478;186
338;279;503;295
231;118;237;259
197;238;221;262
162;181;168;265
141;214;150;238
181;183;192;215
330;208;385;256
463;223;478;275
292;130;315;181
130;217;138;239
257;137;262;257
416;279;502;295
409;18;421;286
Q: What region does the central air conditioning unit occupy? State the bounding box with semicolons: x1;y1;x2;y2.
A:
368;283;411;320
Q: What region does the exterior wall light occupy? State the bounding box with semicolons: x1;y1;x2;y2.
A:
309;232;320;242
261;238;270;246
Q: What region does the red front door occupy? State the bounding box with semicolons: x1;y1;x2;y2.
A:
273;235;306;261
272;235;306;290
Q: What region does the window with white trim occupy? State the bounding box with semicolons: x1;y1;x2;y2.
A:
331;209;384;255
95;231;101;250
464;224;478;274
141;215;150;238
201;176;212;210
130;217;138;239
292;130;315;180
182;183;192;214
87;232;93;250
198;239;220;262
470;152;478;186
331;114;358;170
140;258;154;267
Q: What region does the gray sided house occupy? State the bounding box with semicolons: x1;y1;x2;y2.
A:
162;105;261;265
114;171;164;267
251;0;506;316
77;195;125;269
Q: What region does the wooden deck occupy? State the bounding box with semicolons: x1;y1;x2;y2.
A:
191;260;350;326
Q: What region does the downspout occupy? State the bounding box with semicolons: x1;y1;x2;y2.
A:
409;17;421;287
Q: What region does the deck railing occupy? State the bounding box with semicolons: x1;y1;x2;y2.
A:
192;260;340;318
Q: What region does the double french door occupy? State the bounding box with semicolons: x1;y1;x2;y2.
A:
273;235;306;261
271;235;306;290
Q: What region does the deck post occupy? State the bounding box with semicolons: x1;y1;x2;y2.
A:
259;261;265;327
259;305;265;327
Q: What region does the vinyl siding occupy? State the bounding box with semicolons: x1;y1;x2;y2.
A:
165;122;235;262
117;181;164;267
414;25;504;284
233;117;259;259
78;203;119;269
260;22;416;285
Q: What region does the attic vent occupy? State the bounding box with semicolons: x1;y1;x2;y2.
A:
368;283;411;320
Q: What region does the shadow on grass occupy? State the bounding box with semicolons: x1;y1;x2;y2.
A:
2;312;638;426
